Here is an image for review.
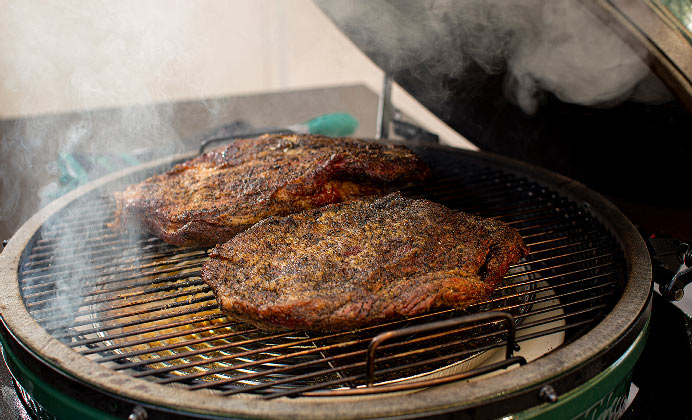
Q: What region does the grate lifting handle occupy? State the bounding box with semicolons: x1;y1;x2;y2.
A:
365;311;525;387
199;129;293;154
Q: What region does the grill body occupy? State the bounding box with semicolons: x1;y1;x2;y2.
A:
0;143;651;419
0;314;650;420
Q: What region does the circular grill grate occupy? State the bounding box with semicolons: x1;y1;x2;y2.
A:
16;146;625;398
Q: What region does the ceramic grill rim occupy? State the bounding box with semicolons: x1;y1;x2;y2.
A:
0;142;651;419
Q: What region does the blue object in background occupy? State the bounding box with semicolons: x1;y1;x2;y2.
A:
44;113;359;202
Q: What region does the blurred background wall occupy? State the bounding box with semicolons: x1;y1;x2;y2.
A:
0;0;468;145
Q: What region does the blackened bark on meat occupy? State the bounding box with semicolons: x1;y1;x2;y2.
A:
112;134;430;247
202;193;528;332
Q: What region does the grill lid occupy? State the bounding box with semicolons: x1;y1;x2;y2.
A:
316;0;692;208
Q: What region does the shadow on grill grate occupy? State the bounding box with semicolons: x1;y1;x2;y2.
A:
16;148;624;398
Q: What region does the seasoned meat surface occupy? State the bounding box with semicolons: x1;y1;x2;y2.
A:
202;193;528;332
113;134;430;247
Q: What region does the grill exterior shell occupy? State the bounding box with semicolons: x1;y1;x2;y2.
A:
0;143;652;419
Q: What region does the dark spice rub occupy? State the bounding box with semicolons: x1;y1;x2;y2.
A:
202;192;528;332
113;134;430;247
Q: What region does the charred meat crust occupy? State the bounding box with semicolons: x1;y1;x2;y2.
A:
202;192;528;332
112;134;430;247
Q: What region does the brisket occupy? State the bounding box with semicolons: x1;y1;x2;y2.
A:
202;192;528;332
113;134;430;247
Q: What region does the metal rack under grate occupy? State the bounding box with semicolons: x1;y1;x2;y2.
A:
16;147;625;398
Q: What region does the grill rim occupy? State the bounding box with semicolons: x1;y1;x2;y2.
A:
0;141;652;419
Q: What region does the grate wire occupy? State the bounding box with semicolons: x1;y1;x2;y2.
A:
16;149;625;397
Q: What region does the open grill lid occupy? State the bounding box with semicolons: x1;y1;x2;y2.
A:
316;0;692;209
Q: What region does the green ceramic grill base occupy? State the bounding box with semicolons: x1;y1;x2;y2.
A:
514;318;649;420
1;332;119;420
1;319;649;420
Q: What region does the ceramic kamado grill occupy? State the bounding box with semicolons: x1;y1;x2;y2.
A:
1;1;691;419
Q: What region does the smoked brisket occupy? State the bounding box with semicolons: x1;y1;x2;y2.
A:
113;134;430;247
202;193;528;331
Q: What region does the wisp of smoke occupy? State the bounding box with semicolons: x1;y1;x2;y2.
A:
0;1;197;322
317;0;671;114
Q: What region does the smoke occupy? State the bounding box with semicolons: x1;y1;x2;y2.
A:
317;0;672;114
0;1;203;323
0;1;202;225
504;0;652;113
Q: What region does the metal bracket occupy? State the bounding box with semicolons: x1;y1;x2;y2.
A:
128;405;148;420
393;119;440;143
649;237;692;301
376;73;439;143
376;74;393;140
539;384;558;403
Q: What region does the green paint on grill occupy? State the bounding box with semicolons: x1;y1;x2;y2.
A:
0;332;120;420
1;319;650;419
514;318;649;420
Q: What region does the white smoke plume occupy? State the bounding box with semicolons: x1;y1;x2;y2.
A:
317;0;672;114
0;1;199;322
0;1;199;231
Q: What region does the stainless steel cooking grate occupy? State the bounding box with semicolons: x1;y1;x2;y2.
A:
15;146;625;398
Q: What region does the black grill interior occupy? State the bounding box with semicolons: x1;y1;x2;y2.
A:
16;146;625;398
